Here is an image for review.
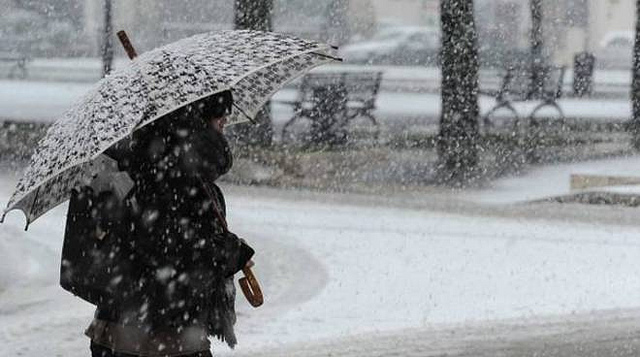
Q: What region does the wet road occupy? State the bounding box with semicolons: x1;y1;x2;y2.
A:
231;308;640;357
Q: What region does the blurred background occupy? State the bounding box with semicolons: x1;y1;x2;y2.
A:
2;0;638;185
5;3;640;356
0;0;632;69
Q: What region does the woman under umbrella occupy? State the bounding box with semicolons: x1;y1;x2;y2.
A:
66;91;255;357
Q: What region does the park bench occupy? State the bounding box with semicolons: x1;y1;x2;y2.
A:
481;62;566;132
279;71;383;145
0;52;29;79
481;62;568;164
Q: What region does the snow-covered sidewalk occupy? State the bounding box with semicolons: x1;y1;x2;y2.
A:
0;80;631;127
2;155;640;355
224;188;640;354
3;59;631;97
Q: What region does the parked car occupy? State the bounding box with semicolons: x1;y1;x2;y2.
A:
595;31;633;69
339;26;440;66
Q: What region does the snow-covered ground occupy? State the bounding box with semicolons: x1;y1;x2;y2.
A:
2;156;640;355
466;155;640;204
226;189;640;354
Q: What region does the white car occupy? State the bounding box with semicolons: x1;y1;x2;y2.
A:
339;26;440;65
595;31;634;69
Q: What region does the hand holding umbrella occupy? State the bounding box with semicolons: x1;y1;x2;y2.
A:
240;259;264;307
200;174;264;308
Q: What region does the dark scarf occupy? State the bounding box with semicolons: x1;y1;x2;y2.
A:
189;125;233;182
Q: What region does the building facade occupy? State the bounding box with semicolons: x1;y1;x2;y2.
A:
369;0;439;28
79;0;379;53
368;0;637;67
4;0;638;64
586;0;634;50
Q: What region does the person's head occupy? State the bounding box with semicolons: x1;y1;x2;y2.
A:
198;90;233;134
126;90;234;179
209;116;227;134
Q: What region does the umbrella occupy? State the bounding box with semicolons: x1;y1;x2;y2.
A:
2;30;339;228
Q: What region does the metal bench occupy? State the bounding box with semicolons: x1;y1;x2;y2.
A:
280;71;383;145
0;53;29;79
481;62;566;132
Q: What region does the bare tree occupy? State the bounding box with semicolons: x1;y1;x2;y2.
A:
233;0;274;146
437;0;481;185
235;0;273;31
529;0;544;98
323;0;350;46
101;0;114;77
632;0;640;149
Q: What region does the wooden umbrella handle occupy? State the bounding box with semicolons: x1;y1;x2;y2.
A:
197;178;265;308
117;30;138;60
239;266;264;308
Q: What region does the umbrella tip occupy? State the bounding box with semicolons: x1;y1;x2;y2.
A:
0;212;5;224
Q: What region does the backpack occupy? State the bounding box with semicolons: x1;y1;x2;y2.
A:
60;171;138;307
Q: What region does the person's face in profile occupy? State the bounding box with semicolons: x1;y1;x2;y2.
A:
208;115;227;134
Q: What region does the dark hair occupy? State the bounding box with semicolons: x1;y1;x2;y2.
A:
196;90;233;120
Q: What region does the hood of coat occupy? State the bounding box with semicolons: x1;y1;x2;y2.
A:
110;111;233;188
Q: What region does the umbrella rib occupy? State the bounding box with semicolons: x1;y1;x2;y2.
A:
223;47;340;124
26;186;40;230
228;47;338;89
232;102;255;123
310;52;343;62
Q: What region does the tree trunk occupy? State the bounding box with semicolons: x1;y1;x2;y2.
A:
437;0;480;185
632;0;640;149
323;0;350;46
101;0;114;78
234;0;273;31
232;0;274;146
529;0;544;99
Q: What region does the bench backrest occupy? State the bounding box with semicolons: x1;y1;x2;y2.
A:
498;63;565;101
0;52;28;61
298;71;383;109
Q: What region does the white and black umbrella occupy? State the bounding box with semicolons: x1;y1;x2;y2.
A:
2;30;339;228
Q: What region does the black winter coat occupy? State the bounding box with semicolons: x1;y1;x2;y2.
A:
62;112;253;346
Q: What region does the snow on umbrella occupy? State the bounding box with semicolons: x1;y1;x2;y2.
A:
2;30;340;228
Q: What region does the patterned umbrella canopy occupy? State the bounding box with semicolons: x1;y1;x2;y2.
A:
2;30;339;228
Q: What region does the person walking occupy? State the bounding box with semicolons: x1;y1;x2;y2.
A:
65;91;254;357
